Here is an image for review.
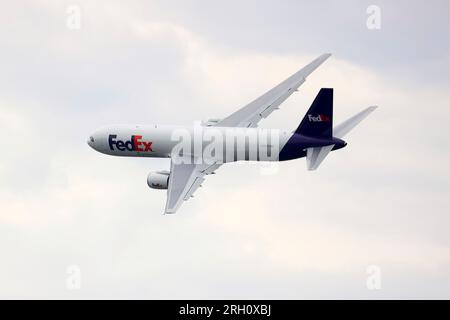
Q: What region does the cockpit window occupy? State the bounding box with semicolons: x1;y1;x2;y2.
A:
90;136;95;143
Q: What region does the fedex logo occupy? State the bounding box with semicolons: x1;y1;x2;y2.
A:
109;135;153;152
307;114;331;122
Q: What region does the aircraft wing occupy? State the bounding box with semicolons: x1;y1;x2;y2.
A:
164;54;331;213
215;53;331;128
165;157;221;214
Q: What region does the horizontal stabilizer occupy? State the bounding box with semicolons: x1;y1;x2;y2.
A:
306;144;335;170
333;106;377;139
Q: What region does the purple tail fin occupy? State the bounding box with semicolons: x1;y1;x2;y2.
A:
295;88;333;138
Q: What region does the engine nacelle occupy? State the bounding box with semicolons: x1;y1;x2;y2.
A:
147;171;170;189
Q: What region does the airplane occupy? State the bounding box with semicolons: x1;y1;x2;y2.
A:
88;53;376;214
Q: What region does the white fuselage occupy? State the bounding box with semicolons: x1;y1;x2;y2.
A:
88;124;292;162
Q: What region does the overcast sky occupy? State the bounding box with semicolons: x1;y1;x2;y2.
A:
1;0;450;299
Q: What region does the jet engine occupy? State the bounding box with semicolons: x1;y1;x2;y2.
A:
147;171;170;190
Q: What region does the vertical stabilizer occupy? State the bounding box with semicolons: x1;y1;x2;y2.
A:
295;88;333;137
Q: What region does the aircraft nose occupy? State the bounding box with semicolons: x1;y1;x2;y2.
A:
87;135;95;149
